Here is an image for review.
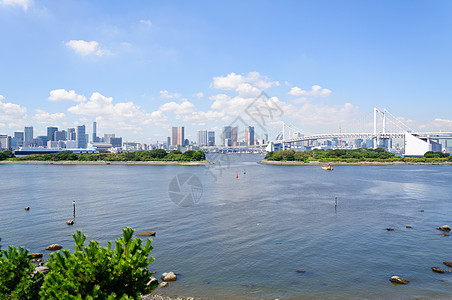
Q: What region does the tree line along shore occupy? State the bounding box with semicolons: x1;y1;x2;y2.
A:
0;149;207;163
264;148;452;164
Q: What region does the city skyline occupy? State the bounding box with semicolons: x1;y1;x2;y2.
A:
1;1;452;144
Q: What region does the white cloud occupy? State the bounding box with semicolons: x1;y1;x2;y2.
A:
67;92;161;130
32;109;65;125
65;40;109;57
212;72;279;91
159;100;195;115
159;90;181;99
140;19;152;26
289;85;332;97
1;0;32;10
0;95;28;128
48;89;86;102
193;92;204;99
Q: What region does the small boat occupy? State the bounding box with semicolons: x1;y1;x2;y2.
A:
321;164;333;171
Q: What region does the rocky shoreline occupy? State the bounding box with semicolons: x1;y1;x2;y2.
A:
258;160;452;166
0;160;212;166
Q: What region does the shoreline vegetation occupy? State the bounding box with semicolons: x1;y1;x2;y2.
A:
0;149;212;165
262;149;452;165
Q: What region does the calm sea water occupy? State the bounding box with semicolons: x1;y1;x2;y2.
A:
1;154;452;299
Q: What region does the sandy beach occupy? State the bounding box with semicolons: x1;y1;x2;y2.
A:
0;160;212;166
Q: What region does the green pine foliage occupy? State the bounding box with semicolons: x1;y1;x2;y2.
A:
40;227;157;299
0;245;43;300
12;149;207;162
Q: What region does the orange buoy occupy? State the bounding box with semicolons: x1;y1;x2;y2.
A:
236;172;238;179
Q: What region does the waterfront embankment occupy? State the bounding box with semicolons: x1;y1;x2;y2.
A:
0;160;212;165
258;160;452;165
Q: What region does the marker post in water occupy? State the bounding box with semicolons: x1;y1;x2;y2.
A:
73;200;76;218
334;197;337;210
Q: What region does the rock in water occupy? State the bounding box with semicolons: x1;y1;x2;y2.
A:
386;228;395;231
159;282;168;288
440;233;450;237
438;225;451;232
25;207;30;211
136;231;156;236
27;253;43;259
443;261;452;267
46;244;62;251
34;266;50;274
161;272;177;281
295;270;306;273
389;276;409;284
66;220;74;225
406;226;412;228
432;267;451;273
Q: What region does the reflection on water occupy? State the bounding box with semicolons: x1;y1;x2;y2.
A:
1;155;452;299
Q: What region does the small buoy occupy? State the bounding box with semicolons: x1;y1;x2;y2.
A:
25;207;30;211
243;169;246;174
236;172;238;179
66;220;74;225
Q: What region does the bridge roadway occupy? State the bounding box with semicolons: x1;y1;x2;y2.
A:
272;132;406;145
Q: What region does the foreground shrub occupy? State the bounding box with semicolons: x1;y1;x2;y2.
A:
0;245;43;300
40;227;157;299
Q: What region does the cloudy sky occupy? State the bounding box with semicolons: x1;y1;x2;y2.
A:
1;0;452;143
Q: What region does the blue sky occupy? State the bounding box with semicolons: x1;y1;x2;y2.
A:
1;0;451;143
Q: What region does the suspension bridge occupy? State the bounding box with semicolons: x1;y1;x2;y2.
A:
267;108;452;156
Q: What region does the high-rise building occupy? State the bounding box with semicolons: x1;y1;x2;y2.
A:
232;126;238;145
24;126;33;147
222;126;232;145
104;134;115;144
0;135;11;150
76;125;87;148
110;137;122;148
208;131;215;146
54;130;66;141
67;128;76;141
47;127;58;142
245;126;254;146
197;130;208;146
92;121;99;142
13;132;24;148
171;127;178;146
167;137;171;147
177;126;185;146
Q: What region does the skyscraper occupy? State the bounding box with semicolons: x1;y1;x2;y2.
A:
67;128;76;141
197;130;208;146
171;127;178;146
177;126;184;146
245;126;255;146
76;125;86;148
208;131;215;146
92;121;98;142
232;126;238;145
24;126;33;147
47;127;58;142
222;126;232;145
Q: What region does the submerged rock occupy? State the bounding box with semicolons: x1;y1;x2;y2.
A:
432;267;451;273
406;226;412;229
161;272;177;281
386;228;395;231
136;231;156;236
440;233;450;237
159;282;168;288
45;244;62;251
419;210;424;212
438;225;451;232
389;276;409;284
295;270;306;273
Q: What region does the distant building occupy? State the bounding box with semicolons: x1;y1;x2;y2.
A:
0;135;11;150
54;130;66;141
245;126;254;146
104;134;115;144
167;136;171;147
171;127;178;146
110;137;122;148
47;127;58;142
13;132;24;148
76;125;87;149
24;126;33;147
197;130;208;146
67;128;76;141
208;131;215;146
36;136;48;147
222;126;232;145
232;126;238;145
92;121;99;142
177;127;185;146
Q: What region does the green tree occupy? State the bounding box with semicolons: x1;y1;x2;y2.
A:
0;245;43;300
40;227;157;300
